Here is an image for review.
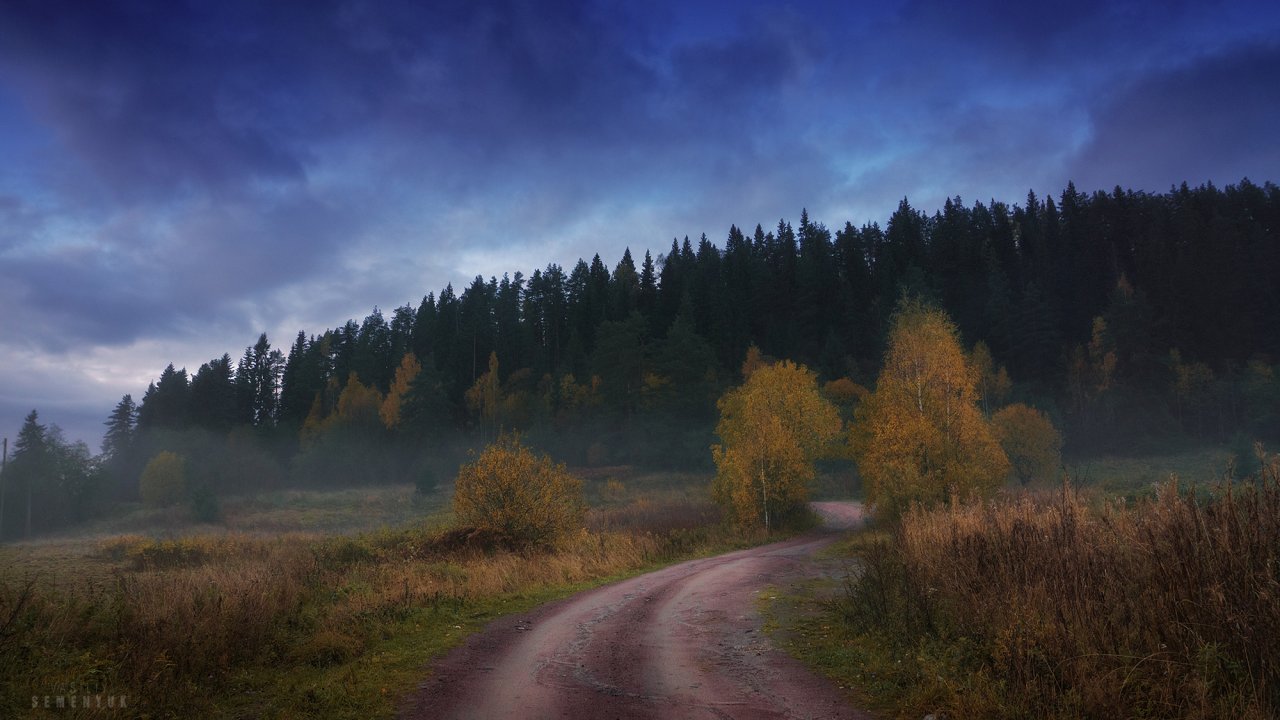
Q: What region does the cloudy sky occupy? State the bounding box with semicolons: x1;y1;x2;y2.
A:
2;0;1278;449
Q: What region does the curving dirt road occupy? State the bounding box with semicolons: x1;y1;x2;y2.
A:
401;501;872;720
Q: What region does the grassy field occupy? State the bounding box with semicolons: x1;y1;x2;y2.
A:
1062;445;1235;501
0;468;764;719
771;446;1279;719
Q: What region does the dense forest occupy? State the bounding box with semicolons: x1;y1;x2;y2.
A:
4;178;1279;538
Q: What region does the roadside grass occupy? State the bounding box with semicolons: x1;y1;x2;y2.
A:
760;577;890;716
773;453;1280;720
0;472;770;719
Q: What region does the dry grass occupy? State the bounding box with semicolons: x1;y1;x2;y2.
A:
834;455;1280;719
0;478;746;718
65;484;436;539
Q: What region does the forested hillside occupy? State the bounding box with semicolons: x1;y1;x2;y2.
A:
5;178;1280;537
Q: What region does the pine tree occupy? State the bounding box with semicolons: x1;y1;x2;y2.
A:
389;303;416;365
495;272;527;372
189;354;238;430
10;410;48;538
279;332;321;426
721;225;755;366
458;276;498;389
433;285;460;395
690;234;724;353
638;250;658;328
796;209;839;365
591;312;647;419
611;248;640;321
524;265;568;374
401;353;453;438
411;293;438;361
657;238;686;334
762;220;798;356
647;301;718;419
102;395;137;462
834;221;873;360
330;319;360;386
137;364;189;430
236;334;284;426
353;309;394;392
567;260;596;359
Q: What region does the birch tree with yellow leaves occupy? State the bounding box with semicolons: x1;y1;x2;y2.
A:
712;359;841;531
852;299;1009;519
380;352;422;429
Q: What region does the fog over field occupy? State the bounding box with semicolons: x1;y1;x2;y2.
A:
1;3;1278;719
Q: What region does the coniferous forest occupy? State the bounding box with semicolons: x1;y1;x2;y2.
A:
5;178;1280;537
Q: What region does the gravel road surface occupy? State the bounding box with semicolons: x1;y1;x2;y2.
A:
401;501;872;720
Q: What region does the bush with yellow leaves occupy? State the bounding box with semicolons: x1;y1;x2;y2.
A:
452;435;585;547
139;450;187;507
991;403;1063;485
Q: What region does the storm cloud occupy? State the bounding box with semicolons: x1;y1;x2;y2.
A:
1;0;1278;447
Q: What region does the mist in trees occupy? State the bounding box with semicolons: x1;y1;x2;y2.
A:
1;410;101;538
5;177;1279;538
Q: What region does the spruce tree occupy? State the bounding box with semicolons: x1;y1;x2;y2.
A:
137;364;189;430
611;248;639;321
189;355;237;430
10;410;48;538
102;395;137;462
102;394;140;500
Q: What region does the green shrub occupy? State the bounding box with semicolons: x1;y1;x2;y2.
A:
190;483;221;522
315;536;377;566
991;403;1063;485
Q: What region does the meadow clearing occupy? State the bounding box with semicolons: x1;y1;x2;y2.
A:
0;468;766;719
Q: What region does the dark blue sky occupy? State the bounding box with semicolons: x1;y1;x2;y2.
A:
2;0;1279;448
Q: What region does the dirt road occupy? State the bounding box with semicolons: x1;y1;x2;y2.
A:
401;501;872;720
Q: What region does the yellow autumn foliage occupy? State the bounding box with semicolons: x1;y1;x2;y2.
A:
380;352;422;429
139;451;187;507
452;435;585;546
740;344;769;380
852;300;1009;519
465;352;502;438
712;360;842;530
970;340;1012;414
991;403;1063;485
334;374;384;429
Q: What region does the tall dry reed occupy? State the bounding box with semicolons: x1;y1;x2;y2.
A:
842;457;1280;719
